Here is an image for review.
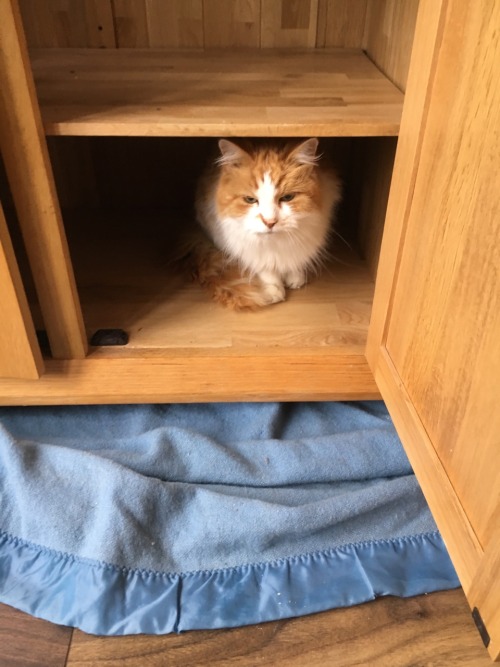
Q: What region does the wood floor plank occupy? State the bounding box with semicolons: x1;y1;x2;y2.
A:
63;589;489;666
0;603;72;667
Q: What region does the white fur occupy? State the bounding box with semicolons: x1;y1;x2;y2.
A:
255;172;278;229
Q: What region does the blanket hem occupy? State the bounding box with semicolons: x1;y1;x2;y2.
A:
0;530;459;636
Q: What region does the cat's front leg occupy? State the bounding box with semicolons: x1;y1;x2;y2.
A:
284;268;307;290
258;271;286;304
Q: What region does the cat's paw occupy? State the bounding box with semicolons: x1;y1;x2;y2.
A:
284;270;307;290
262;281;286;304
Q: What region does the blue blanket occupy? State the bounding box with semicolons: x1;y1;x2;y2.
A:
0;401;458;634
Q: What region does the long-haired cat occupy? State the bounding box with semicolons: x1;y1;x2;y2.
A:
191;138;341;310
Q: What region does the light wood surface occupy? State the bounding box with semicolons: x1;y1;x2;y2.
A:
65;211;373;354
17;0;419;58
0;208;379;404
0;0;87;360
366;0;444;364
364;0;420;91
1;590;490;666
384;0;500;554
0;200;43;379
146;0;204;49
317;0;369;48
260;0;319;48
203;0;260;48
368;0;500;659
19;0;116;48
0;353;378;406
18;0;377;50
29;48;404;137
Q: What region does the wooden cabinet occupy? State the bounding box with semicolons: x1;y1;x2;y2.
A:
0;0;498;659
0;199;43;379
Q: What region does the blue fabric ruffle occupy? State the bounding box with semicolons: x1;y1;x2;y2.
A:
0;530;458;635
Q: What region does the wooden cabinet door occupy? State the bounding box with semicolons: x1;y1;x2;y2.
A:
0;200;43;379
367;0;500;659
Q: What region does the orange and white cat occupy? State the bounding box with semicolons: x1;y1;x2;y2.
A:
193;138;341;309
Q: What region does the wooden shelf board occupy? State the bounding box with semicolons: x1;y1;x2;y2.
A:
0;354;379;405
0;209;380;404
30;48;404;137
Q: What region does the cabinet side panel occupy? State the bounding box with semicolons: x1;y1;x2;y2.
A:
364;0;419;92
316;0;368;48
0;0;87;359
0;200;44;379
355;138;397;279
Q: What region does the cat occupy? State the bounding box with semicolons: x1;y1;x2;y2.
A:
190;138;341;310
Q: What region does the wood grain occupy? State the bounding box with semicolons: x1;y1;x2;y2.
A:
17;0;421;58
364;0;420;92
111;0;149;47
0;199;43;379
316;0;368;48
0;0;87;360
384;0;500;551
203;0;260;48
0;353;379;405
0;603;72;667
366;0;446;364
59;210;372;353
145;0;203;48
30;48;404;137
368;0;500;659
19;0;116;48
114;0;205;49
0;205;379;402
62;590;489;666
261;0;319;48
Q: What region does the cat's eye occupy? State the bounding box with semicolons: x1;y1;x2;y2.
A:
243;196;258;204
280;194;295;203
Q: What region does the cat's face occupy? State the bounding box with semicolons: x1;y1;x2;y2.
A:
215;139;322;237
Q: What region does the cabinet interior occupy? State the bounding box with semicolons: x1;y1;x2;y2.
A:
45;136;395;357
0;0;419;400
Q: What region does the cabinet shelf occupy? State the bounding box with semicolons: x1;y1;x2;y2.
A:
0;208;379;404
30;48;404;137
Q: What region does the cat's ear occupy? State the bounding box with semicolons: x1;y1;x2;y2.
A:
291;138;320;165
217;139;249;167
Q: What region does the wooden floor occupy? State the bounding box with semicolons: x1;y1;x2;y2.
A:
0;589;490;666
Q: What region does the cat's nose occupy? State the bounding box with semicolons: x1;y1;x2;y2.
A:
262;216;278;229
